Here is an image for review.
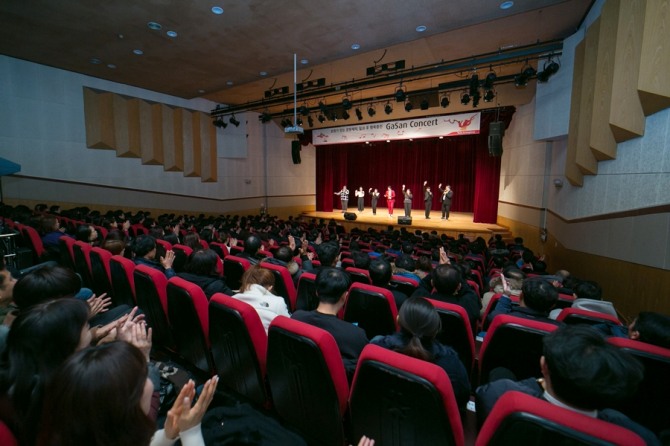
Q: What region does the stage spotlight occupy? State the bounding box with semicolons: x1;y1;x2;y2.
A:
368;105;376;117
472;91;481;108
342;97;352;110
355;108;363;120
258;112;272;123
483;70;497;89
460;92;470;105
484;89;495;102
420;98;429;110
299;105;309;116
440;95;450;108
317;114;326;123
469;73;480;96
229;114;240;127
404;100;413;112
308;115;314;127
395;86;406;102
537;58;560;83
280;118;290;128
330;112;338;121
296;117;303;126
213;117;227;128
319;101;328;114
342;110;350;120
384;102;393;114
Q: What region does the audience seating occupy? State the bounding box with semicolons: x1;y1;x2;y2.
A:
109;255;136;307
155;238;172;253
166;277;214;375
350;344;464;446
171;244;193;273
58;235;76;270
20;224;47;264
209;241;229;259
427;299;476;376
72;241;94;289
295;272;318;311
223;255;251;290
556;307;621;326
389;274;419;296
133;264;174;351
344;266;372;285
209;293;268;407
480;293;520;331
267;316;349;446
555;292;576;309
475;391;645;446
607;337;670;437
89;247;113;297
259;262;297;311
0;421;18;446
343;282;398;339
478;314;558;385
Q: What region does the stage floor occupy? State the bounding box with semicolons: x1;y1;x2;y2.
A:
301;208;510;239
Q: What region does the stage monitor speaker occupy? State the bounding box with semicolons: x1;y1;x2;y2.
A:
344;212;357;221
488;121;504;157
291;140;302;164
397;216;412;225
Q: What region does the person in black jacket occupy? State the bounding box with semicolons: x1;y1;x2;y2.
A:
178;249;234;299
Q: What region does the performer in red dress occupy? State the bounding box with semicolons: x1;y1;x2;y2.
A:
384;185;396;217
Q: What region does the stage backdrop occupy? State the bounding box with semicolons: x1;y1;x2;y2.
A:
314;109;514;223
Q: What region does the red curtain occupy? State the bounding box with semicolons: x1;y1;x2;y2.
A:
314;108;514;223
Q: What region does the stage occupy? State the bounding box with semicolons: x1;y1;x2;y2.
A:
301;208;511;240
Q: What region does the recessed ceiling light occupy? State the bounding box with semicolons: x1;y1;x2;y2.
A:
211;6;224;14
198;89;205;94
147;21;162;30
416;25;427;32
300;59;309;65
259;71;268;76
166;30;178;38
117;34;124;39
439;136;444;139
500;1;514;9
226;80;234;86
107;64;116;69
89;58;102;64
351;43;361;50
133;49;144;55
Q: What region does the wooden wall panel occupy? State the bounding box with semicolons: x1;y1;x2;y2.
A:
83;88;115;150
138;100;163;165
112;94;136;158
161;105;179;171
566;40;586;186
171;108;185;172
127;98;142;159
638;0;670;115
590;0;618;161
189;112;202;177
610;0;646;141
182;109;198;177
200;114;217;182
575;18;600;175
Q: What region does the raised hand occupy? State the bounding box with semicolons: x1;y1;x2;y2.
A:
160;250;175;269
164;377;219;440
87;293;112;317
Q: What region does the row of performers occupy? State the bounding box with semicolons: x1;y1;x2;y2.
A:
334;182;454;220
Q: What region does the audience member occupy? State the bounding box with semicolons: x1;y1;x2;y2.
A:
368;259;407;309
481;268;524;317
177;249;234;299
549;279;617;320
233;266;289;333
131;235;176;279
370;297;470;408
237;235;263;265
75;224;99;246
486;277;561;326
0;260;16;325
393;255;421;283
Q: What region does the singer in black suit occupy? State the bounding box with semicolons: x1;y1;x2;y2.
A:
423;181;433;219
369;188;380;215
438;183;453;220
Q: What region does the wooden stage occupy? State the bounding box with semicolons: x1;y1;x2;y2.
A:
300;208;510;240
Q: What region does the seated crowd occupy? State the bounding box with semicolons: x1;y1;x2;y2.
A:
0;202;669;444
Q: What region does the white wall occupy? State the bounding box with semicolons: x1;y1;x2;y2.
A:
0;55;315;213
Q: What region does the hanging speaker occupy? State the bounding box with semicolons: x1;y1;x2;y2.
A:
488;121;504;156
291;140;301;164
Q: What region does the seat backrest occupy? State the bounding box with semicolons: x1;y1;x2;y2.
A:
0;420;18;446
350;344;464;446
58;235;76;270
209;293;268;406
166;277;213;374
427;299;476;376
267;316;349;446
155;238;172;253
480;293;520;331
478;314;558;385
223;255;251;290
72;241;94;288
390;274;419;297
343;282;398;339
607;337;670;436
89;247;113;297
475;391;645;446
345;266;372;285
171;244;193;273
259;262;297;311
555;292;576;309
557;308;621;326
133;264;174;350
20;224;45;261
209;241;229;259
295;272;318;311
110;255;136;307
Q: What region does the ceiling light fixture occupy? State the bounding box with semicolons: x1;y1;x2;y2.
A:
229;114;240;127
355;108;363;120
259;112;272;123
342;110;350;120
484;89;495;102
89;58;102;64
420;98;429;110
166;30;178;38
460;92;471;105
133;49;144;55
384;102;393;114
211;6;224;14
416;25;427;32
308;115;314;127
368;105;376;117
300;59;309;65
395;85;406;102
404;100;413;112
213;117;227;128
537;57;560;82
318;114;326;123
483;69;497;89
351;43;361;50
500;1;514;10
299;105;310;116
147;22;162;30
342;96;352;110
440;94;450;108
259;71;268;76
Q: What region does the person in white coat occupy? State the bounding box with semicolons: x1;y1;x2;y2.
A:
233;265;290;332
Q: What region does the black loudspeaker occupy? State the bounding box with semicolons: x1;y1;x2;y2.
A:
291;140;302;164
397;216;412;225
488;121;504;156
343;212;357;221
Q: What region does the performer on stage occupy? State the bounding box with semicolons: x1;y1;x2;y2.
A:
369;188;380;215
384;186;396;217
423;181;433;219
438;183;453;220
401;184;412;218
334;185;349;212
355;187;365;212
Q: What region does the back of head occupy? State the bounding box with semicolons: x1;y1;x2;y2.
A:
75;225;92;242
244;235;261;255
401;241;414;255
631;312;670;349
368;259;392;286
185;249;219;276
13;265;82;310
274;246;293;263
543;325;644;410
574;280;602;300
315;267;351;304
395;255;416;272
37;341;155;446
416;255;433;274
351;250;370;269
102;238;126;256
316;242;340;267
432;265;461;295
40;216;58;234
183;232;202;251
240;265;275;292
131;234;156;258
397;297;441;361
521;278;558;313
